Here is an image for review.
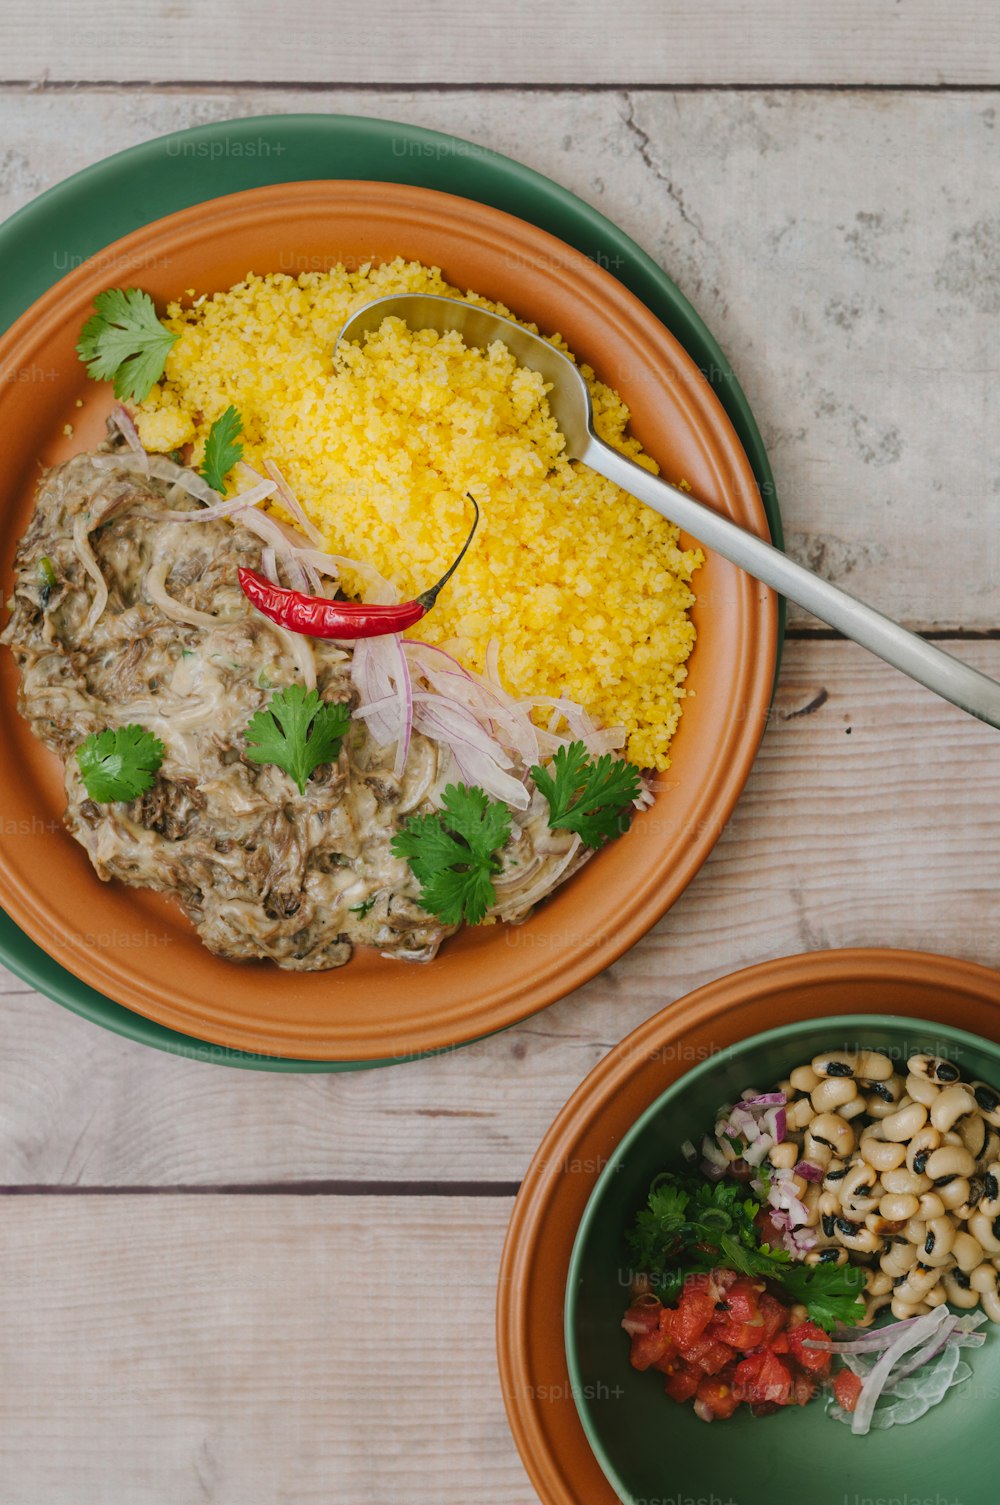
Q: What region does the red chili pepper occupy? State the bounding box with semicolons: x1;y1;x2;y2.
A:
239;494;479;640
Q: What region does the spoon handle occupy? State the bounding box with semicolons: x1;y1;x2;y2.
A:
585;435;1000;731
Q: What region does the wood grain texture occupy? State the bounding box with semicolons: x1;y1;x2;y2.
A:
0;1195;531;1505
3;638;998;1188
0;88;997;627
2;1;998;85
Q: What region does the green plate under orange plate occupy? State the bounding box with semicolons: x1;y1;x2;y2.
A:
0;114;783;1070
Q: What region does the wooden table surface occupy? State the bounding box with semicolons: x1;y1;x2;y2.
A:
1;7;999;1502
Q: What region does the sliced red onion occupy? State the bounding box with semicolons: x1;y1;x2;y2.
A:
352;634;412;778
794;1160;825;1182
158;476;278;521
742;1092;787;1107
110;403;150;475
850;1306;951;1436
701;1137;728;1170
700;1159;727;1182
762;1104;787;1142
257;460;325;546
680;1139;698;1164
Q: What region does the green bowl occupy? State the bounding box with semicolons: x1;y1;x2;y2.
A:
566;1013;1000;1504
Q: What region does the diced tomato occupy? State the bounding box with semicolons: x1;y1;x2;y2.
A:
670;1283;716;1348
714;1318;766;1350
833;1368;864;1414
789;1371;817;1407
787;1322;833;1374
662;1359;702;1403
757;1292;789;1346
754;1209;789;1249
694;1374;741;1421
733;1349;793;1407
720;1277;761;1325
678;1334;733;1375
623;1301;673;1370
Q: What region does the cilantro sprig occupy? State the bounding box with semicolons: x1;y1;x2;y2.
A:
75;725;165;803
76;288;179;403
245;685;351;794
391;784;512;926
530;741;640;850
200;406;244;494
627;1172;866;1332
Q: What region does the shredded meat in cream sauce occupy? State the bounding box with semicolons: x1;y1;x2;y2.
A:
2;445;587;969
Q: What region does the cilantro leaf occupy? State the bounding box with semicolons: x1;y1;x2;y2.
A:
76;725;165;803
200;406;244;495
245;685;351;794
76;288;179;403
625;1170;866;1332
391;784;512;925
530;740;641;849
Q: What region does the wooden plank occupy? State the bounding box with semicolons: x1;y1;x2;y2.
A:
0;1195;531;1505
0;88;997;627
2;637;999;1188
1;1;998;85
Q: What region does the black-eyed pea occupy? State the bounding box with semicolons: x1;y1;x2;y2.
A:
982;1128;1000;1168
840;1163;880;1214
954;1177;985;1221
921;1216;956;1261
810;1112;856;1157
894;1263;941;1302
862;1292;894;1324
811;1049;893;1081
881;1101;928;1143
801;1183;821;1227
942;1130;965;1148
834;1217;881;1253
811;1077;857;1114
790;1064;822;1093
880;1167;932;1196
805;1247;849;1267
917;1192;947;1220
802;1133;834;1169
878;1191;920;1222
891;1296;933;1319
768;1141;799;1171
925;1145;977;1182
864;1268;894;1296
938;1177;972;1212
959;1113;988;1160
980;1166;1000;1217
950;1230;984;1273
969;1211;1000;1254
906;1127;942;1176
822;1159;848;1191
971;1081;1000;1129
865;1074;906;1110
840;1097;867;1123
859;1134;905;1173
930;1084;978;1133
943;1271;980;1309
881;1241;918;1278
908;1054;963;1084
786;1098;816;1132
981;1289;1000;1322
777;1078;794;1097
970;1265;998;1296
905;1072;940;1108
924;1283;949;1307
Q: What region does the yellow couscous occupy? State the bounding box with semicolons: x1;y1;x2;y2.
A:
135;259;702;770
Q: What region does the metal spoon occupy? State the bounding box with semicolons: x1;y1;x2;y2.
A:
336;293;1000;730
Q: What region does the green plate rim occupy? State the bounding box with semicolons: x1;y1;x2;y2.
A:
0;112;784;1071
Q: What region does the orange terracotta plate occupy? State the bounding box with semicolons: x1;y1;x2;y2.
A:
496;947;1000;1504
0;181;776;1060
